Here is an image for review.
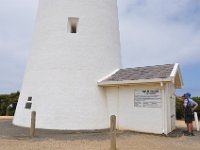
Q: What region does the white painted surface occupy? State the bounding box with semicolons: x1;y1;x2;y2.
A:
105;84;176;134
194;112;199;131
105;86;165;134
118;86;163;134
169;83;176;131
13;0;121;129
170;63;183;88
164;83;176;134
106;87;119;118
170;63;179;77
98;78;171;86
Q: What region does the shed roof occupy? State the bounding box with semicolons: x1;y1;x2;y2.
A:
98;63;183;88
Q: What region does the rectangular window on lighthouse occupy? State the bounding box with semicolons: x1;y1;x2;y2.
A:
68;17;79;33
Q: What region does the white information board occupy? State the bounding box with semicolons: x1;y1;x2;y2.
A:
134;89;161;108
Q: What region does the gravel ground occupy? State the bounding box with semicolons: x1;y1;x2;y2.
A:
0;118;200;150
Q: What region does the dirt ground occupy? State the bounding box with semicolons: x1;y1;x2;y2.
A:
0;117;200;150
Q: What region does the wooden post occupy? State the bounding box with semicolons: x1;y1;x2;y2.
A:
194;112;199;131
110;115;116;150
30;111;36;138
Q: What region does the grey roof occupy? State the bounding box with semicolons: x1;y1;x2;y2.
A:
102;64;175;82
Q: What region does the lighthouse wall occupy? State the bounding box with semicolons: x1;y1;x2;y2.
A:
13;0;121;130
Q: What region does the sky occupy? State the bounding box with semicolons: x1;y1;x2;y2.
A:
0;0;200;96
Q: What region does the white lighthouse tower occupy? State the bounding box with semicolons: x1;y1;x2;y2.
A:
13;0;121;130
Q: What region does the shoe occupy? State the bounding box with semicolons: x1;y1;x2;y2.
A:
183;130;188;134
184;132;190;136
184;132;195;136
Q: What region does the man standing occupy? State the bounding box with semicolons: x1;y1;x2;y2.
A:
177;93;198;136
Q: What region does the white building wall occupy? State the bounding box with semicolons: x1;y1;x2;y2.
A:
118;86;163;134
164;83;176;133
106;87;119;118
106;85;166;134
13;0;121;130
170;84;176;130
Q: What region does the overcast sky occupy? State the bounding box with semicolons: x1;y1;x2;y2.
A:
0;0;200;96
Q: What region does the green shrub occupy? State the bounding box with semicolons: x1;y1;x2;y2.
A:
0;91;19;116
176;98;184;119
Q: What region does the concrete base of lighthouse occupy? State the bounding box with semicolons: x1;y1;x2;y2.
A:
13;85;111;130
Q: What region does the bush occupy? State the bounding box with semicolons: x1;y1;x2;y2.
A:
0;91;19;116
176;99;184;119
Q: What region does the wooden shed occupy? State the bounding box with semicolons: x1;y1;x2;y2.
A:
98;63;183;134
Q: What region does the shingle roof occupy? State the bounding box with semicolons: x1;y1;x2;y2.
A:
102;64;174;82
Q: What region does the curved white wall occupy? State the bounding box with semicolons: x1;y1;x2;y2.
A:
13;0;121;130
